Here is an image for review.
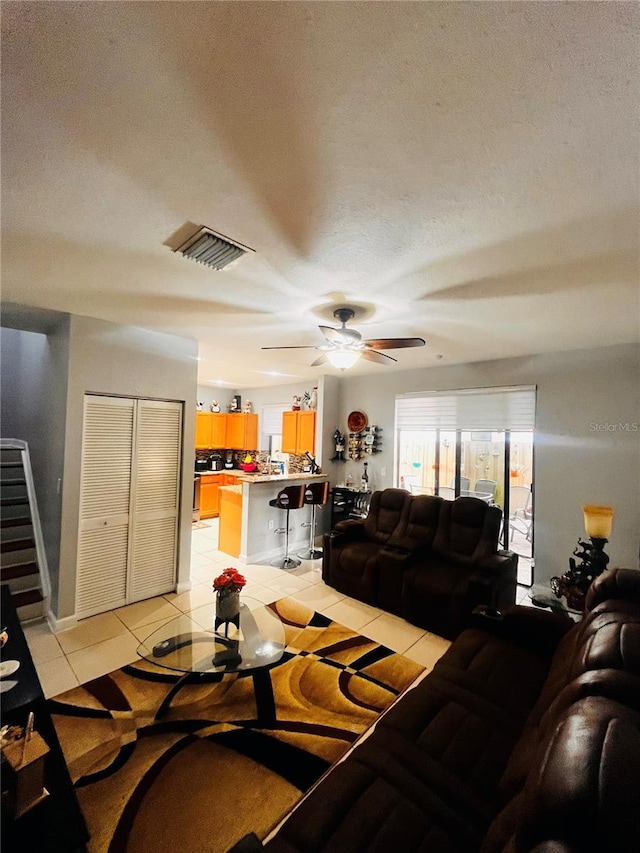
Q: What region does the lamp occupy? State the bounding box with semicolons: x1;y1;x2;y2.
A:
326;349;361;370
549;504;614;611
582;504;614;577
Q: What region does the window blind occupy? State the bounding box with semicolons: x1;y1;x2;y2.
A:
396;386;536;431
262;404;288;435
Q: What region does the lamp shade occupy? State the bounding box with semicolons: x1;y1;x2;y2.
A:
583;505;614;539
326;349;361;370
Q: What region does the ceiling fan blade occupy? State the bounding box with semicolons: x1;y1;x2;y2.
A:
311;354;328;366
261;345;319;350
319;325;362;345
363;337;426;350
360;349;397;364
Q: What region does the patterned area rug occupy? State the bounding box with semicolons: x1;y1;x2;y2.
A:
49;598;424;853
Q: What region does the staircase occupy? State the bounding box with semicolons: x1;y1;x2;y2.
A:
1;440;50;623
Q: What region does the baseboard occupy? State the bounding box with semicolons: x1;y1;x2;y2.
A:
175;580;192;594
47;609;78;633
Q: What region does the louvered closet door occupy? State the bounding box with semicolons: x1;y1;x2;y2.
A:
76;396;134;618
129;400;182;602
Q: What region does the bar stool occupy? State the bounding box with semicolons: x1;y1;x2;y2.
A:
270;484;306;570
298;481;330;561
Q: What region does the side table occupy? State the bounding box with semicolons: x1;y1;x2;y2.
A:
0;584;89;852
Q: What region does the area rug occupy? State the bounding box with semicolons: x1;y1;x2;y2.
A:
49;597;425;853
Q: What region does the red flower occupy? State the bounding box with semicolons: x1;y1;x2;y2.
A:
213;567;247;594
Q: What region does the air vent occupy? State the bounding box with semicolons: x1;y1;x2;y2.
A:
175;227;254;270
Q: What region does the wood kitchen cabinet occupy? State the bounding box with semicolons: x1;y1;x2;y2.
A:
196;413;229;450
226;413;258;451
200;474;221;518
223;473;240;486
210;413;227;448
282;410;316;455
195;412;212;449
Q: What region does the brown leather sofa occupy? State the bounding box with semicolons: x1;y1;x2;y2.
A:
230;567;640;852
323;488;518;639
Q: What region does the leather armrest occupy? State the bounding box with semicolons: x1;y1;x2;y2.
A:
226;833;264;853
478;550;518;578
378;546;415;572
331;519;367;539
469;603;574;655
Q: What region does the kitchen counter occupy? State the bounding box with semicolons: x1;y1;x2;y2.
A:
217;473;330;563
235;471;326;484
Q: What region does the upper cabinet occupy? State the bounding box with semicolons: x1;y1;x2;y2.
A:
195;412;213;449
195;412;257;450
282;410;316;455
210;413;227;448
226;413;258;451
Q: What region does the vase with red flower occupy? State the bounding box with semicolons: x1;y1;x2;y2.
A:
213;567;247;634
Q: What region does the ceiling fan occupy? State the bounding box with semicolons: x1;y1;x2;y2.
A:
261;307;426;369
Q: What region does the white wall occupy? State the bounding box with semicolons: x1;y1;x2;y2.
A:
57;316;198;619
335;343;639;586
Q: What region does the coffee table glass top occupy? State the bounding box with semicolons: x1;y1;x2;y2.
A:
136;598;285;674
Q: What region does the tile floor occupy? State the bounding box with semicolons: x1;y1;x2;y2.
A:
24;520;533;699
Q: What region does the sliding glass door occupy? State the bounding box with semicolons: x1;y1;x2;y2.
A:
395;387;535;585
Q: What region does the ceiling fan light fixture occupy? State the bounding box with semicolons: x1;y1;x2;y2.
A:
326;349;361;370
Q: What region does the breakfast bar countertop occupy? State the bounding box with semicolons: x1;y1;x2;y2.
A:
235;471;327;484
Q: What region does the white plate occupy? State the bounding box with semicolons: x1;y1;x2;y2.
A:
0;680;18;693
0;660;20;678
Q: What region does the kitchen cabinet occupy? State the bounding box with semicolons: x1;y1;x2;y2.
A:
282;410;316;455
226;413;258;451
210;413;227;448
200;474;222;518
195;412;212;449
195;413;230;450
219;487;242;558
223;473;240;486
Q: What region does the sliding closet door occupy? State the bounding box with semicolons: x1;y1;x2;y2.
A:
76;396;134;618
129;400;182;602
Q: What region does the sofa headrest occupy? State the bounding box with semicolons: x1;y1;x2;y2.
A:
387;494;443;551
433;497;502;561
364;489;411;544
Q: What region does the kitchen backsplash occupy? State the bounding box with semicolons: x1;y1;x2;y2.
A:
195;449;310;473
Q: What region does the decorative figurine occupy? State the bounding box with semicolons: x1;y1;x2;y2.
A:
227;398;238;413
550;538;603;612
196;401;204;411
243;401;253;414
330;429;346;462
210;401;221;413
292;395;301;411
302;390;311;410
309;387;318;410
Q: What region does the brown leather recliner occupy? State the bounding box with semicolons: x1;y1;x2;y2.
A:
401;496;517;639
324;490;517;638
322;488;411;604
376;493;444;616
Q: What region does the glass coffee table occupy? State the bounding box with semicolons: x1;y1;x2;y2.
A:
137;598;286;719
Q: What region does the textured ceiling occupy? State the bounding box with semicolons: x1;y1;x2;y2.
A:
1;1;638;388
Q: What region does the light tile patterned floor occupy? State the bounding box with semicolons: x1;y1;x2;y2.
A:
23;519;533;698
